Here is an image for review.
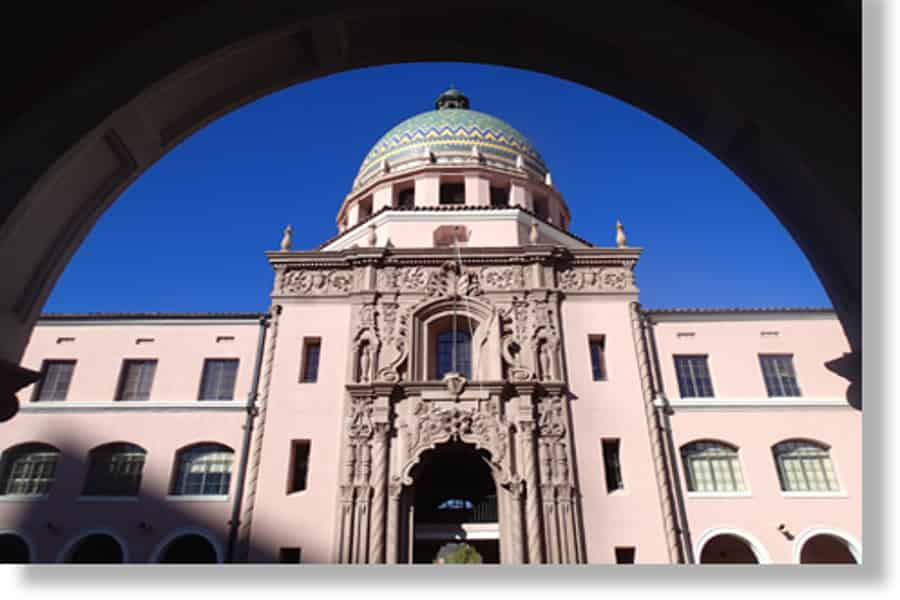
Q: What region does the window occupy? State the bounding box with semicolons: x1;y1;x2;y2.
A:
279;548;302;563
490;186;509;208
773;440;839;492
357;196;373;221
33;360;75;402
602;439;623;492
115;359;157;401
198;359;239;400
674;355;715;398
397;188;415;209
288;440;310;493
300;339;321;383
589;336;606;381
439;182;465;205
83;443;146;496
171;443;234;496
681;441;745;492
436;330;471;379
759;354;801;397
0;443;59;496
532;195;549;220
615;547;636;564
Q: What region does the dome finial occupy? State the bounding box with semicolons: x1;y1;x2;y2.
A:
435;86;470;110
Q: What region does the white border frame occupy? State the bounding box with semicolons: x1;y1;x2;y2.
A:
694;527;772;564
791;526;862;564
0;528;36;562
57;528;129;563
149;527;223;563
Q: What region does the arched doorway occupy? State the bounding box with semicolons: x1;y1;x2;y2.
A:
65;533;124;563
698;534;759;564
0;533;31;563
408;441;499;564
799;534;858;564
158;534;219;563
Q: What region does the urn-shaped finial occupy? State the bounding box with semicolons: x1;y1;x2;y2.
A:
545;172;553;187
280;224;293;251
616;220;627;248
529;220;539;244
515;154;524;170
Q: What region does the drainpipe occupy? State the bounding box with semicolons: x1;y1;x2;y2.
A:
641;310;695;564
226;312;270;563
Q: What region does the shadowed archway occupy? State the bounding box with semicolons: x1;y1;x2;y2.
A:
0;3;861;418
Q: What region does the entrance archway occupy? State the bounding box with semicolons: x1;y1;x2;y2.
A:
698;534;760;564
64;533;125;563
0;4;860;419
0;532;31;563
799;534;858;564
158;534;219;563
408;441;500;564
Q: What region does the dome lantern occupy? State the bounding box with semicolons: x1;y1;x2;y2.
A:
435;85;470;110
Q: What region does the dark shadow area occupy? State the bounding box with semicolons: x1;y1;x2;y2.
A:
699;535;759;564
800;535;857;564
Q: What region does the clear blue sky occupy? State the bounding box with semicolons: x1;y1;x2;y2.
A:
44;62;831;314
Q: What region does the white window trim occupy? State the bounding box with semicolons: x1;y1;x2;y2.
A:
686;491;753;499
694;527;771;564
164;494;230;502
780;491;849;499
0;494;49;503
660;396;848;410
149;527;224;563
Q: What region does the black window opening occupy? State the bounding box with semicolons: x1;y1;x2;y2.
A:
439;183;465;205
674;355;715;398
279;548;302;563
436;330;472;379
615;547;636;564
589;336;606;381
82;443;146;496
532;195;549;220
116;359;157;401
301;339;321;383
34;360;75;402
198;359;239;400
490;186;509;208
358;197;373;220
759;354;802;397
397;188;415;209
603;439;623;492
288;440;310;493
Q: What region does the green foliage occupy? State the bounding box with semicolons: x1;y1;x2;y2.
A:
434;542;483;564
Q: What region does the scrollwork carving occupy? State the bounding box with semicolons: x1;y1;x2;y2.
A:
281;269;355;295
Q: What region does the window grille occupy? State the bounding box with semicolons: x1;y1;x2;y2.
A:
674;355;715;398
436;330;471;379
198;359;239;400
759;354;802;397
773;441;839;492
171;444;234;496
34;360;75;402
0;443;59;496
682;441;745;492
83;443;146;496
116;359;157;401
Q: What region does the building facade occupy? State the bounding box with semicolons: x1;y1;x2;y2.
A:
0;89;861;564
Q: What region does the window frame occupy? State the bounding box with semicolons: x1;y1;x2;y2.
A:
286;440;311;494
602;438;624;493
0;443;60;497
772;440;840;493
82;443;147;497
681;441;747;494
115;359;158;401
759;354;802;397
588;335;607;381
299;338;321;383
32;359;76;403
438;181;466;205
170;443;234;497
197;358;240;401
673;354;715;398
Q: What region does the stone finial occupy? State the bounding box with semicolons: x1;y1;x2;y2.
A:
280;224;293;251
380;159;390;173
471;145;482;162
529;220;539;244
423;146;434;162
368;223;377;247
545;172;553;187
616;220;627;248
515;154;524;170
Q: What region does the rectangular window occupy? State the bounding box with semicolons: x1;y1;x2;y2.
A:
300;339;321;383
532;195;549;220
602;439;623;492
288;440;311;493
33;360;76;402
439;182;465;205
615;547;636;564
198;359;239;400
115;359;157;401
397;188;415;209
674;355;715;398
588;336;606;381
279;548;302;563
759;354;802;397
490;186;509;208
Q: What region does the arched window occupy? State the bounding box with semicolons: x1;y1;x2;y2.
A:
681;441;745;492
65;533;124;563
0;443;59;496
83;443;146;496
171;443;234;496
436;330;471;379
773;440;839;492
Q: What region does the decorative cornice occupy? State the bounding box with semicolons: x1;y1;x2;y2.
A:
19;400;249;412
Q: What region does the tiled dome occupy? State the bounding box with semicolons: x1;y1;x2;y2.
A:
354;88;547;189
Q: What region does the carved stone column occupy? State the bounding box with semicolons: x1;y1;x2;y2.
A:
508;478;526;564
538;439;560;564
519;421;544;564
386;477;402;564
368;423;389;564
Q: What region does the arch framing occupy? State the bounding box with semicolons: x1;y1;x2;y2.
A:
792;526;861;564
149;527;224;563
57;527;129;563
694;527;771;564
0;528;36;563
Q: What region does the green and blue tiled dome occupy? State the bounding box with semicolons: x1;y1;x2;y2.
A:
354;87;548;189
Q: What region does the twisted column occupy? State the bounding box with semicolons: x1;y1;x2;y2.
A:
519;421;544;564
236;304;281;561
368;423;389;564
386;478;402;564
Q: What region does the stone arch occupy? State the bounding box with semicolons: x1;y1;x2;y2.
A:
58;528;128;563
695;527;770;564
150;527;223;563
0;529;35;563
792;527;861;564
